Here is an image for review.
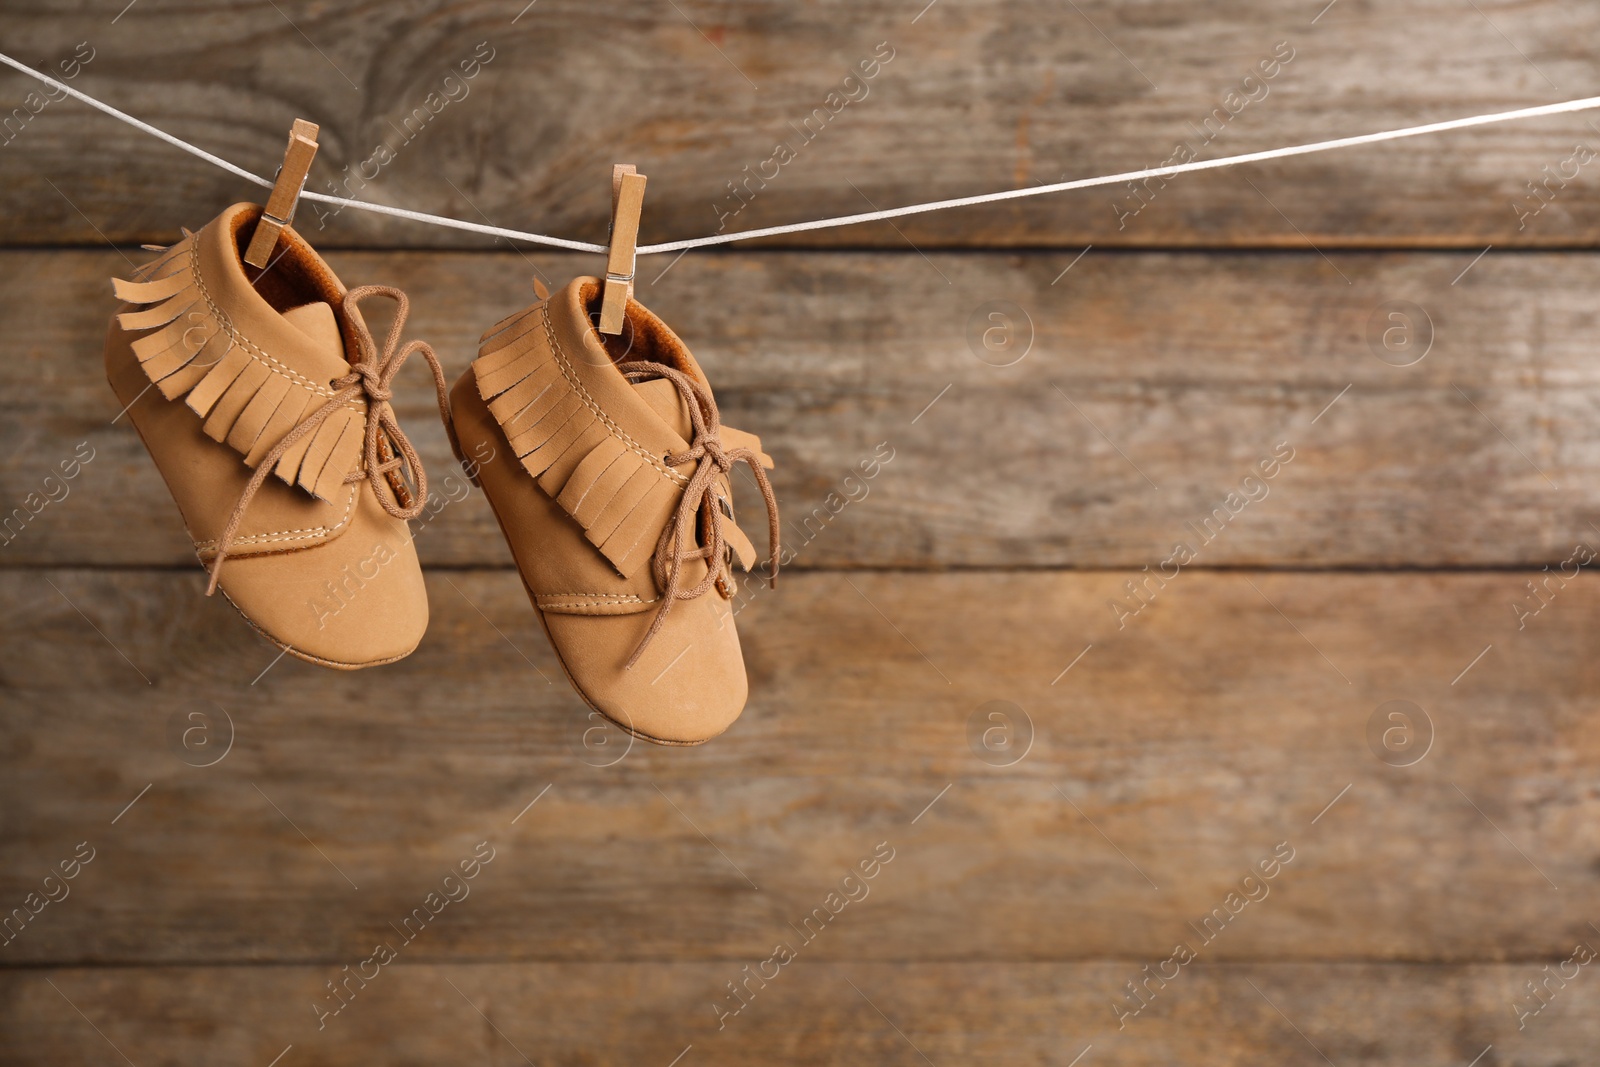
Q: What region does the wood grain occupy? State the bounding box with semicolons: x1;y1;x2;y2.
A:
4;247;1599;568
6;7;1599;1060
3;568;1594;965
3;962;1595;1066
1;0;1598;247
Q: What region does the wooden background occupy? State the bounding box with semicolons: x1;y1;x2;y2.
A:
4;1;1600;1063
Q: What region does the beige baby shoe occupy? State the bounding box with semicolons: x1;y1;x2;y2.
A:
105;202;452;668
449;277;779;744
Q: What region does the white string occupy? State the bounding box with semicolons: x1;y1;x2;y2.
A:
0;50;608;254
0;51;276;191
649;93;1600;253
7;47;1600;257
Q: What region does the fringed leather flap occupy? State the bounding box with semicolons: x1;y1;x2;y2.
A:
711;428;769;572
720;426;774;470
472;302;770;579
473;304;684;577
112;237;364;503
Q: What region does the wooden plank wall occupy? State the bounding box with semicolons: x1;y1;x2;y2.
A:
4;2;1600;1064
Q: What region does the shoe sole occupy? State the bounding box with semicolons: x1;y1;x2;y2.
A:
221;588;419;671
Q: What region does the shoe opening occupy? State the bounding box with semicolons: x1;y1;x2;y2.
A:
577;278;701;381
228;205;345;315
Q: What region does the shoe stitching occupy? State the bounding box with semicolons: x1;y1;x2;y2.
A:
191;485;358;551
536;591;658;604
538;304;689;487
186;240;362;409
536;597;661;608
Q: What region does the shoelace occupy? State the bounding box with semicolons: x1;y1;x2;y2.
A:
205;285;454;595
618;359;781;668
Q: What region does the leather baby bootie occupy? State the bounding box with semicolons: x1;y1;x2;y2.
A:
449;277;780;744
105;202;454;668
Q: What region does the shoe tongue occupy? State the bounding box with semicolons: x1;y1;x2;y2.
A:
281;301;346;366
632;375;694;444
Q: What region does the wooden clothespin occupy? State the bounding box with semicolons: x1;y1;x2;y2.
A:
244;119;320;268
599;164;648;335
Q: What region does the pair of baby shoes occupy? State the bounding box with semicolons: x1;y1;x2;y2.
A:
105;202;779;744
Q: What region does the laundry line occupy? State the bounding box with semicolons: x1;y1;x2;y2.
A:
4;47;1600;256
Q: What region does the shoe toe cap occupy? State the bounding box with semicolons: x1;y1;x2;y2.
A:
543;594;748;745
216;492;427;669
